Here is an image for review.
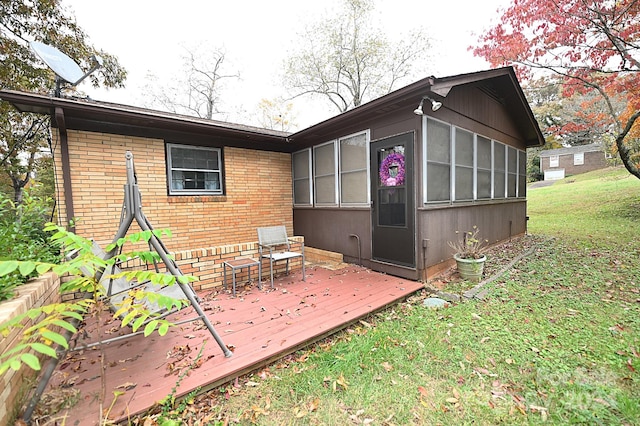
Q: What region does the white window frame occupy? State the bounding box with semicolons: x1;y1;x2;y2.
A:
476;135;493;200
549;155;559;168
339;130;371;207
453;126;475;202
507;146;518;198
292;148;313;206
422;116;452;204
574;152;584;165
517;149;527;198
421;117;526;204
493;141;507;199
313;140;339;206
167;143;223;195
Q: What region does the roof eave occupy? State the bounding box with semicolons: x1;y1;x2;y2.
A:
0;90;291;145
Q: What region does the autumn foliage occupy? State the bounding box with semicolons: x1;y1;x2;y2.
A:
473;0;640;179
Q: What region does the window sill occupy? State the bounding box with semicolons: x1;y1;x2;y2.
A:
419;198;525;211
168;195;227;203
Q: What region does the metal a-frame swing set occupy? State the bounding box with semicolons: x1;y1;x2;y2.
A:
22;151;232;423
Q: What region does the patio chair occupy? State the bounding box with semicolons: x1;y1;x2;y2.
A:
257;225;306;288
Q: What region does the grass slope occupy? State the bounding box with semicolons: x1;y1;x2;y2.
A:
146;167;640;425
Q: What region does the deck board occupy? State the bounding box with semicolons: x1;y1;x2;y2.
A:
37;265;424;424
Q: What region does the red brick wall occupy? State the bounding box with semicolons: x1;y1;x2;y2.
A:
52;130;294;252
117;237;304;291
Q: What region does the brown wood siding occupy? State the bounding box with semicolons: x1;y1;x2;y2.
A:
293;80;531;280
293;208;371;264
418;201;527;268
434;86;524;148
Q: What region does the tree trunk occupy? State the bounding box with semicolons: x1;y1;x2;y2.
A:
615;111;640;180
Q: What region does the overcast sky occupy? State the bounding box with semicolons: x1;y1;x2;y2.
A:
62;0;511;129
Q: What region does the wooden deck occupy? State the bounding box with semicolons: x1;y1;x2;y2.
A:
40;264;424;424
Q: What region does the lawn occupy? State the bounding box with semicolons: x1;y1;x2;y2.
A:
145;167;640;425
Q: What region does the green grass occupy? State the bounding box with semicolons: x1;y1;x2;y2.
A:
527;167;640;249
147;167;640;425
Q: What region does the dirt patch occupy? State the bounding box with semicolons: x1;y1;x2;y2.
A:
427;234;542;295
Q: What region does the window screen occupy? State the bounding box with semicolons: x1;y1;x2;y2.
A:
426;118;451;202
493;142;506;198
293;149;312;205
340;132;368;205
314;142;337;205
454;128;474;201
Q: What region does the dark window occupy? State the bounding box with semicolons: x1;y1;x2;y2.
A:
167;144;222;195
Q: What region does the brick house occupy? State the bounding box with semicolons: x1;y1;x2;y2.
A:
0;66;544;287
539;143;607;180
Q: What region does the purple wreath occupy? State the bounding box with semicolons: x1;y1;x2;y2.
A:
379;152;405;186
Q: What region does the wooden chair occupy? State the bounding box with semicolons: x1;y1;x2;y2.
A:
257;225;305;288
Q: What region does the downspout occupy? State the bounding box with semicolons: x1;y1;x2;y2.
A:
54;107;75;232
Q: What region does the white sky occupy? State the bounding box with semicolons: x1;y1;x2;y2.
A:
62;0;511;130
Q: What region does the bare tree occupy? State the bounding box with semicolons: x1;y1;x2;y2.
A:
144;45;239;119
256;98;297;132
284;0;431;112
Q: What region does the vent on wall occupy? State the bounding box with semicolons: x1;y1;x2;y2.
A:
477;84;506;105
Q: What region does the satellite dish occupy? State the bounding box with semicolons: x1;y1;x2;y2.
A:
30;41;103;96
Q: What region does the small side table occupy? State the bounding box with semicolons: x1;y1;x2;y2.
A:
223;258;262;297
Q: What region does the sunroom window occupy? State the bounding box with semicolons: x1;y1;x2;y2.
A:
314;141;338;205
507;146;518;198
339;131;369;206
493;142;506;199
454;128;474;201
477;136;492;199
293;149;312;206
167;144;222;195
518;150;527;197
425;118;451;202
423;117;525;204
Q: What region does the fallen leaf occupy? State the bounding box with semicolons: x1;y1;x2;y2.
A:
418;386;428;398
309;398;320;412
445;397;458;404
115;382;136;391
627;358;636;372
381;361;393;372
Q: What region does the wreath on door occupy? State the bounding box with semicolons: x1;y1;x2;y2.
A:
379;152;405;186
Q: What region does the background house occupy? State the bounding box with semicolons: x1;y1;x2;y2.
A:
0;66;544;286
539;143;607;180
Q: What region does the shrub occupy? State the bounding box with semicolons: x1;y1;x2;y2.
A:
0;190;60;301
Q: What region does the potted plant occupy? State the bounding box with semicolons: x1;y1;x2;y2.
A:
448;226;488;282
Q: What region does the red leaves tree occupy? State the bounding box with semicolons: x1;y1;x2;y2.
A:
473;0;640;179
